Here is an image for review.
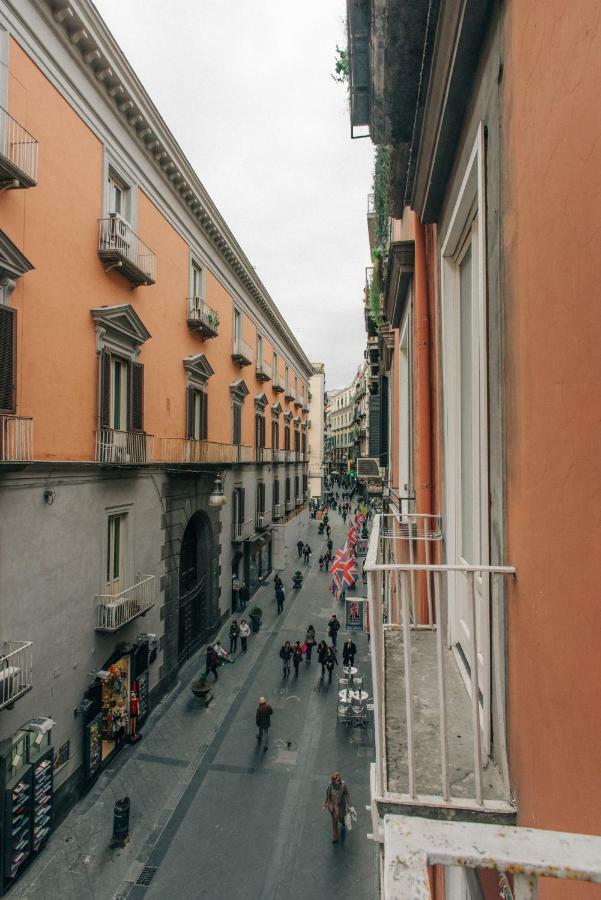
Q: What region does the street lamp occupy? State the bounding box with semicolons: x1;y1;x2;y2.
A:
209;474;227;508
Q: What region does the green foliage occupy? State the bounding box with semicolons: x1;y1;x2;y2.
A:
370;269;383;329
373;146;392;249
332;43;349;85
250;606;262;618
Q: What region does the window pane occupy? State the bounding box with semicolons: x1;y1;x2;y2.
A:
113;515;120;580
459;244;474;561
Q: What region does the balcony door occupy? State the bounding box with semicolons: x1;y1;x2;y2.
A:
442;125;491;751
106;513;127;596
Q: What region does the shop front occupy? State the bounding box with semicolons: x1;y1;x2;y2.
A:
82;641;150;787
247;532;272;598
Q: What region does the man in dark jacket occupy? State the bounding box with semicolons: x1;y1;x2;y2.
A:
205;646;220;681
276;585;285;615
297;539;304;558
342;638;357;668
328;614;341;647
256;697;273;750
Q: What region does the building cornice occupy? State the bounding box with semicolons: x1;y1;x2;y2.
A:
30;0;313;378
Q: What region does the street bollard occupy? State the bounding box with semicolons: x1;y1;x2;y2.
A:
112;796;130;846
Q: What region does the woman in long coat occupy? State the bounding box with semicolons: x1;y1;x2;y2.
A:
323;772;351;843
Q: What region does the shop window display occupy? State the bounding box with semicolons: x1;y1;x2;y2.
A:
100;657;130;760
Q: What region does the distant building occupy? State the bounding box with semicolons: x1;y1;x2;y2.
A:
307;363;326;498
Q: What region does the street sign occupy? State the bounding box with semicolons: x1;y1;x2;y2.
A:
345;597;365;630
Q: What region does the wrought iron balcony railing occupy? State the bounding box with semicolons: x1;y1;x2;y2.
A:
160;438;253;465
98;215;156;286
0;641;33;710
272;502;284;519
187;299;220;338
255;509;272;530
0;415;33;462
96;429;153;464
0;107;38;188
231;336;253;367
95;575;156;632
232;519;253;542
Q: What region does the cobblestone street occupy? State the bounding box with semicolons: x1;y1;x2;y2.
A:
11;513;377;900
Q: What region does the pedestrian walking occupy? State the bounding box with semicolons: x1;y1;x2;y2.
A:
274;573;283;591
342;511;347;523
305;625;316;662
292;641;303;677
317;640;328;678
214;640;230;663
328;614;341;647
323;773;351;843
342;638;357;668
239;619;250;653
205;645;219;681
326;525;331;538
276;584;285;614
327;538;333;554
303;543;312;565
319;555;325;571
239;581;249;611
280;640;292;677
297;539;304;558
325;645;338;682
256;696;273;751
229;620;240;654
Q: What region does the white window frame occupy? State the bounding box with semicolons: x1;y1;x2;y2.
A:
233;307;242;343
104;504;133;595
398;300;411;495
189;258;205;312
103;151;137;228
441;123;491;752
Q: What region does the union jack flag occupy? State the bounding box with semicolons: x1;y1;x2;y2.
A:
329;546;358;590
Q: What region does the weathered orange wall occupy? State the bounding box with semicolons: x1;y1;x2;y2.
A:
2;38;307;461
504;2;601;896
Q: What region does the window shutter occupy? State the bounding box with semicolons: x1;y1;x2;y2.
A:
187;386;195;439
233;403;241;445
129;362;144;432
240;487;245;522
201;391;208;440
99;348;111;428
0;305;16;414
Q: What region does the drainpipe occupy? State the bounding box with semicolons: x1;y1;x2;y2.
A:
413;213;432;624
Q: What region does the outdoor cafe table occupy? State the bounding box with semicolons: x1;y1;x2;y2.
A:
342;666;358;680
338;689;369;704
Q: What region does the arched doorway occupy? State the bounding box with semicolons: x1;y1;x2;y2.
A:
178;512;214;664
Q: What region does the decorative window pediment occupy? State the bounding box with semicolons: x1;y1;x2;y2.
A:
0;229;34;302
293;415;301;425
91;304;151;358
230;378;250;403
184;353;214;388
271;401;282;418
283;410;293;423
254;392;268;412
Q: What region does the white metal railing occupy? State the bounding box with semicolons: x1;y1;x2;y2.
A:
285;499;294;513
272;502;283;518
98;215;156;283
187;299;220;335
96;429;153;464
272;448;283;462
367;193;375;215
160;438;253;464
295;495;302;507
232;336;253;363
0;415;33;461
232;519;253;542
380;815;601;899
0;107;38;185
0;641;33;710
95;575;156;632
365;513;516;814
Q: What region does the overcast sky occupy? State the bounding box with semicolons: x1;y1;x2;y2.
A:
93;0;373;390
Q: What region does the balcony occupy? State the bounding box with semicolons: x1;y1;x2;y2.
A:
255;446;274;463
293;396;302;409
231;336;253;367
284;387;295;401
272;502;284;520
98;215;156;286
95;575;156;632
0;415;33;462
285;499;294;514
0;641;33;710
187;299;220;339
272;372;285;392
0;107;38;188
255;509;272;530
365;513;516;823
256;359;272;383
232;519;253;543
96;429;154;465
160;438;253;464
271;448;283;463
295;495;302;507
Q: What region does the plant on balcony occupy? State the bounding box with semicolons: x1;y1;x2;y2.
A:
373;145;392;250
332;42;349;86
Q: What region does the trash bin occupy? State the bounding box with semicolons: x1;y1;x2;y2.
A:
112;797;130;843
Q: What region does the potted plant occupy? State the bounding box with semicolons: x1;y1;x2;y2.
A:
292;571;304;590
249;605;263;633
191;673;213;707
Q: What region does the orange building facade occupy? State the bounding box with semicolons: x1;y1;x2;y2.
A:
349;0;601;896
0;0;312;847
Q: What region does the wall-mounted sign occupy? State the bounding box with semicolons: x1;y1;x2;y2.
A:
54;740;70;771
345;598;365;630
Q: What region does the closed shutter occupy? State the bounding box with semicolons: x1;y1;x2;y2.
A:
200;391;208;440
187;386;195;439
273;479;279;504
99;348;111;428
0;305;16;414
129;362;144;432
240;487;245;523
233;403;242;445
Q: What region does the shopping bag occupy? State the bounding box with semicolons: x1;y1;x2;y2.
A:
301;643;308;654
344;811;353;831
350;805;357;822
